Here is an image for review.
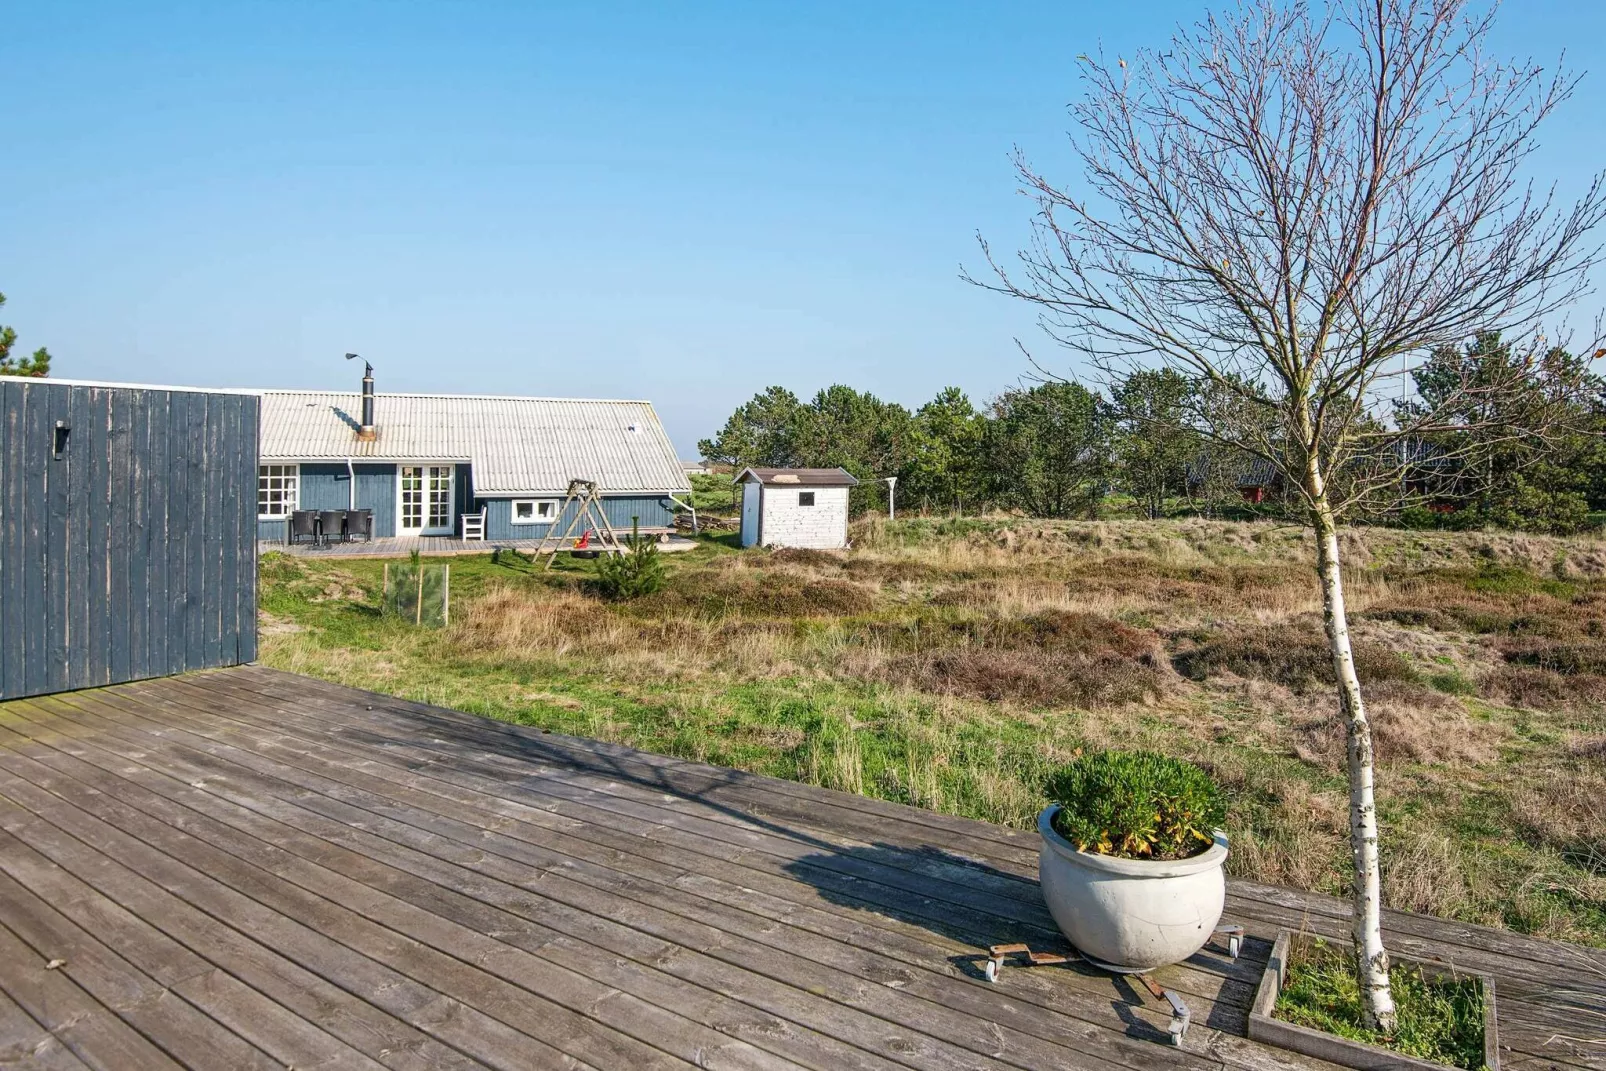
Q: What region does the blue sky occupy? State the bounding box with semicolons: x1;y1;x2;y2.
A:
4;1;1602;454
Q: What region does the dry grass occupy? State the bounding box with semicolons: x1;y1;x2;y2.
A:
1288;683;1508;768
1382;829;1472;918
260;516;1606;946
1510;761;1606;875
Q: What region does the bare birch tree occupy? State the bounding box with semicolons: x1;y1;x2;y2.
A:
974;0;1604;1030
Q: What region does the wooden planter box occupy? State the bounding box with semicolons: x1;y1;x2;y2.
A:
1249;930;1500;1071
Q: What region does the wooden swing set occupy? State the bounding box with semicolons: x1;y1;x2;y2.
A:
531;479;627;570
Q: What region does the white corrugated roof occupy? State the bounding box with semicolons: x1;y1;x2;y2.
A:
260;391;690;496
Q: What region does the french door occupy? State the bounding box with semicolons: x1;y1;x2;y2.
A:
399;465;454;535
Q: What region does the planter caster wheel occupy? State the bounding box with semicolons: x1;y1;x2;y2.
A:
983;942;1194;1048
1214;924;1245;960
983;943;1069;983
1137;973;1191;1046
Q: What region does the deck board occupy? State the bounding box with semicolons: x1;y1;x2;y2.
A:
0;667;1600;1071
0;910;183;1071
0;982;92;1070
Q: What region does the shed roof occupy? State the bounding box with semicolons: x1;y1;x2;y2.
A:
260;391;689;496
734;467;860;487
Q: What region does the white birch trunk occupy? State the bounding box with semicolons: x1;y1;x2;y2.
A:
1311;500;1398;1034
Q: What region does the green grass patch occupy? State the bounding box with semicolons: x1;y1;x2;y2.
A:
1275;938;1487;1069
1426;669;1477;696
1463;564;1576;599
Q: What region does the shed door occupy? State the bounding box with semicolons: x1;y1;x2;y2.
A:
740;481;761;547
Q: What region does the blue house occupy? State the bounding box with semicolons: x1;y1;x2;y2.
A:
256;373;689;543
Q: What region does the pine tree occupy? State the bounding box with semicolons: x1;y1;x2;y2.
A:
595;519;666;600
0;293;52;378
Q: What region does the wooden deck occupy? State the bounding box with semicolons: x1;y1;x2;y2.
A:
0;667;1599;1070
261;535;700;559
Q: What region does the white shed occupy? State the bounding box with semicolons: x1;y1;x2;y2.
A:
734;467;859;549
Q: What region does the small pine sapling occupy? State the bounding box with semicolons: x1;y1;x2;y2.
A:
594;518;665;600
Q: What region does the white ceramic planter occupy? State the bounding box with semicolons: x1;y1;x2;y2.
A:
1037;803;1229;972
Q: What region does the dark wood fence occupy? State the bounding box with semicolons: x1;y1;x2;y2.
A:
0;379;260;700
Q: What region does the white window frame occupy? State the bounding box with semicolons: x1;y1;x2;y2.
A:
509;499;559;525
258;463;300;519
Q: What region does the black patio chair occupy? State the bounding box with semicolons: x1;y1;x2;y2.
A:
318;509;347;546
288;510;319;546
346;508;374;543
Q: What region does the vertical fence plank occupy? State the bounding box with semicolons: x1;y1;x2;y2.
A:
199;391;218;670
184;391;207;673
239;395;260;664
18;385;43;696
0;382;19;697
221;392;238;667
146;390;171;677
215;393;236;666
166;390;191;675
107;389;133;685
126;392;151;682
44;385;75;693
84;387;112;687
64;386;93;690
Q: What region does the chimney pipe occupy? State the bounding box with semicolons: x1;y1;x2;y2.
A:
360;364;375;435
347;353;377;441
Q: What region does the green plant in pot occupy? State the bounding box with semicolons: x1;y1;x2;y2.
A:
1038;750;1228;972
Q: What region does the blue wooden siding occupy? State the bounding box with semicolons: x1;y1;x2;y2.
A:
297;463;350;511
482;494;677;541
355;464;398;537
1;380;258;701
